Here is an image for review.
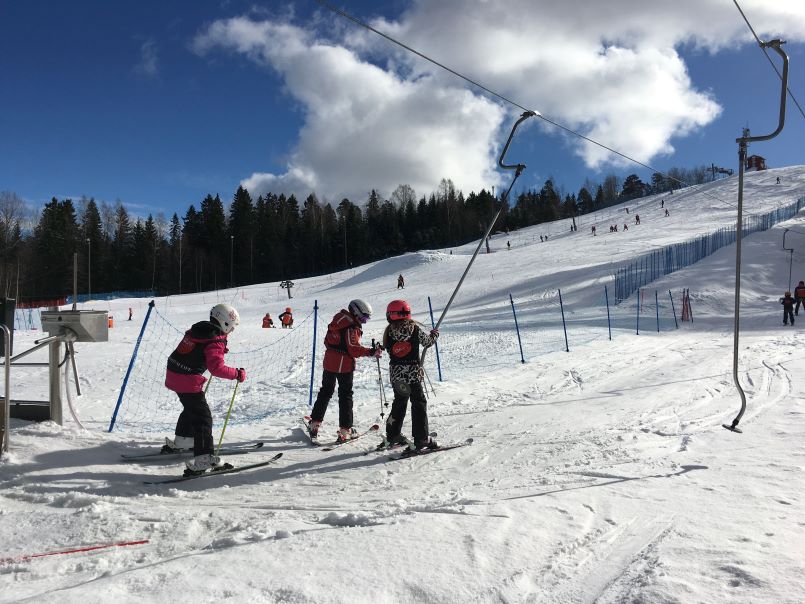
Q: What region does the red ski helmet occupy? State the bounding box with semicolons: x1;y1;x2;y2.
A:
285;307;292;313
386;299;411;322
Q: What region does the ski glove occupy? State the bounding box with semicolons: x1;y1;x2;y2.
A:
236;368;247;382
371;343;384;359
430;328;439;339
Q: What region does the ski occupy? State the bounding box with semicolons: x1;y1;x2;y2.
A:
364;432;438;456
122;442;264;461
320;424;380;451
387;438;474;461
144;452;283;485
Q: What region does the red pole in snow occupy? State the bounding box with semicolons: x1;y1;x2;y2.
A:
0;539;150;565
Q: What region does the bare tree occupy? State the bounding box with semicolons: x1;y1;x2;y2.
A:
390;184;416;208
100;200;116;239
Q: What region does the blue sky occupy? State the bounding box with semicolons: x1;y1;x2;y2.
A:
1;1;804;220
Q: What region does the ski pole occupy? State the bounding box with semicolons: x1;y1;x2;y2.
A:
371;339;387;418
216;381;239;456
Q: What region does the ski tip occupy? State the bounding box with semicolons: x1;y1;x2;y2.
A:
722;424;742;433
370;424;380;430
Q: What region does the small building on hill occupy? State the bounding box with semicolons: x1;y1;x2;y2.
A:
746;155;767;171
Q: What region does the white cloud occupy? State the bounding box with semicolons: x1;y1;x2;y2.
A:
192;1;805;200
134;39;159;78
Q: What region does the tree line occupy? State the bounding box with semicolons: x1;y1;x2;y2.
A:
0;165;718;301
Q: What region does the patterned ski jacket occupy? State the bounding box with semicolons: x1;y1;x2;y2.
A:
383;320;437;383
322;309;373;373
165;320;238;393
794;284;805;300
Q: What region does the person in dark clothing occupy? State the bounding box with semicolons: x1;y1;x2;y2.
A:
794;281;805;315
781;292;795;326
307;299;381;443
397;274;405;289
164;303;246;473
381;300;439;451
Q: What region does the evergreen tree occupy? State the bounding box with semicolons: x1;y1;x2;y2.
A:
32;197;80;296
229;186;254;286
577;187;594;215
620;174;646;200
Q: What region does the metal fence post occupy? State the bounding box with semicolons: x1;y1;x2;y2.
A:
558;289;570;352
308;300;319;406
509;293;526;363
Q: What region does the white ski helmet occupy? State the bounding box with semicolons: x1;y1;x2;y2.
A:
348;299;372;323
210;303;240;334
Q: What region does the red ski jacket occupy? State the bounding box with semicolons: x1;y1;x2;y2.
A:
165;321;238;393
322;310;373;373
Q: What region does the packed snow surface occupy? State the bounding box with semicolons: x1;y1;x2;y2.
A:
2;167;805;603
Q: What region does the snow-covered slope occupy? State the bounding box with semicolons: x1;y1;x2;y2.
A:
2;166;805;603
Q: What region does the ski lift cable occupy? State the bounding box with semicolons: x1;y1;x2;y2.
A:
731;0;805;121
312;0;780;217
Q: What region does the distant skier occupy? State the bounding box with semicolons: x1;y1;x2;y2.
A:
591;226;596;236
306;299;381;442
635;214;640;225
777;176;781;184
128;307;133;321
540;235;544;242
625;207;629;214
623;223;628;231
665;209;670;217
795;281;805;315
279;307;293;328
781;291;795;326
164;303;245;475
397;274;405;289
262;313;274;328
507;240;511;250
380;300;440;451
661;199;664;208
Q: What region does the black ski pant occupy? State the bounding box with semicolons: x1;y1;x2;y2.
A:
784;308;795;325
311;370;354;428
386;379;428;445
796;298;804;315
175;391;213;457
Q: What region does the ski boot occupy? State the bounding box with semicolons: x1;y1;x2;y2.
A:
306;419;322;440
336;427;358;443
183;454;234;477
377;433;410;451
161;435;193;454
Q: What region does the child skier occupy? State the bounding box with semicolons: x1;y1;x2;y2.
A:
307;299;381;442
262;313;274;328
794;280;805;315
279;307;293;328
381;299;439;451
164;303;246;474
781;291;795;326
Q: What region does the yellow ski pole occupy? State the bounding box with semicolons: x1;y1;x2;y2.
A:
216;381;240;456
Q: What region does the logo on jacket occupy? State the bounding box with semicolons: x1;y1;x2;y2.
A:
175;336;195;355
391;341;412;357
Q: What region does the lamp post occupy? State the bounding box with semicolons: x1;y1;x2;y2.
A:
86;237;91;302
230;235;234;288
